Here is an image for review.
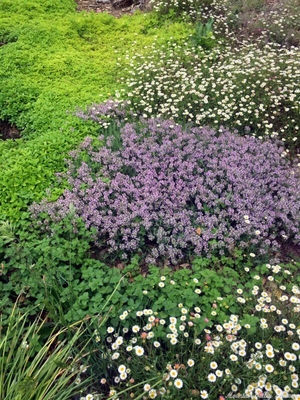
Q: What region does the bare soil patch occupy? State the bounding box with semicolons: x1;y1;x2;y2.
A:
75;0;151;17
0;120;21;140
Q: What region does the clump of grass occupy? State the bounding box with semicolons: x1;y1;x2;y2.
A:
0;300;91;400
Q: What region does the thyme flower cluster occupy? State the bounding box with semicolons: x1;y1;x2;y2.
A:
31;118;300;264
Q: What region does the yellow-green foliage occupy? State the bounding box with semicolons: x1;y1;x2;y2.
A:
0;0;191;221
0;0;76;14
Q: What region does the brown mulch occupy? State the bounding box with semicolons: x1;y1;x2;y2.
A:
75;0;151;17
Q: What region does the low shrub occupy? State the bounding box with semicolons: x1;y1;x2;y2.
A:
150;0;227;29
150;0;300;47
31;117;300;265
150;0;202;21
223;0;300;47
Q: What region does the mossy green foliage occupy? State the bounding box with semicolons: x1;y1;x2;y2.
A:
0;0;191;220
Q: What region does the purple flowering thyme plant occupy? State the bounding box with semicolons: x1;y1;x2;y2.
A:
31;118;300;265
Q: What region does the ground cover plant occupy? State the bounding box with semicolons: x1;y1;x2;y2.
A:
0;219;286;326
31;116;300;265
75;260;300;399
0;0;300;398
0;0;191;221
2;237;300;398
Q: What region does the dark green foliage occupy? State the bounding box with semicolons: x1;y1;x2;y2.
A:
189;17;216;50
3;211;298;331
0;215;98;323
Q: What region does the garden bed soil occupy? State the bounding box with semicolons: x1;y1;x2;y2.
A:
0;120;21;140
75;0;151;17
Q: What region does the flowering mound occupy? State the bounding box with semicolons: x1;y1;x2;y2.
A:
31;119;300;264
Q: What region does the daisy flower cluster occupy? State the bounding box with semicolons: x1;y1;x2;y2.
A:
78;262;300;399
119;39;300;150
